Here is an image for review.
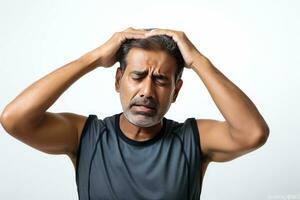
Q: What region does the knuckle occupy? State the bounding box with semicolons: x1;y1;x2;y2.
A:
176;31;185;38
125;27;134;31
113;32;124;41
178;31;184;35
113;32;121;36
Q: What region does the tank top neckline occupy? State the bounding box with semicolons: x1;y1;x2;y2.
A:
115;112;167;146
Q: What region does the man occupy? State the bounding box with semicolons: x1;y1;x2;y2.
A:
0;27;269;199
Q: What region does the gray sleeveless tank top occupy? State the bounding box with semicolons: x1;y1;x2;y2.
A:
76;113;203;200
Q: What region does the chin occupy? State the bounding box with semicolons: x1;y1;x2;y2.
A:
124;111;160;128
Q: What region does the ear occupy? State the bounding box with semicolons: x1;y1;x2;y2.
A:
115;67;123;92
172;79;183;103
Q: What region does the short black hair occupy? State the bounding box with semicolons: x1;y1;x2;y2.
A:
116;29;184;82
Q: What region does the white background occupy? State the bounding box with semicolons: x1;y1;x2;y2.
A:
0;0;299;199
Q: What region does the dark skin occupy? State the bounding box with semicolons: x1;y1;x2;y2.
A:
116;48;182;142
0;27;269;184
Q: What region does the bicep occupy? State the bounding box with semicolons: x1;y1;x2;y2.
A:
11;112;87;156
197;119;259;162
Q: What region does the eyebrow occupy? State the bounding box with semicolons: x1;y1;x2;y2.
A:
153;74;169;80
130;70;169;80
130;70;148;76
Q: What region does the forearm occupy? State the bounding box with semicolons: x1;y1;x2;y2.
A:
191;53;269;134
1;48;102;130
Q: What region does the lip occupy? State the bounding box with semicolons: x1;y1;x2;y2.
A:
132;105;156;113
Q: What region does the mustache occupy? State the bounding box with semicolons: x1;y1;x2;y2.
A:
130;97;158;109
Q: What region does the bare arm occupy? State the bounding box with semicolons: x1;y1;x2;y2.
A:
0;27;148;157
192;55;269;162
0;51;100;156
146;29;270;162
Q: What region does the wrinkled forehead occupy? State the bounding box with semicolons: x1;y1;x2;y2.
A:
125;48;177;75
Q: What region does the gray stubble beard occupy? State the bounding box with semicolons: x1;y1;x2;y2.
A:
122;109;161;128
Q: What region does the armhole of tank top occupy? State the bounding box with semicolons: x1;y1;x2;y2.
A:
189;118;203;159
190;118;204;199
75;114;97;182
189;117;204;193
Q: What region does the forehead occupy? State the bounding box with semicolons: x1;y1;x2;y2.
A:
125;48;177;74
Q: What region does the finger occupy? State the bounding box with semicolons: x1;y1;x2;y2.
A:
145;28;176;36
146;29;183;44
123;27;148;34
122;30;148;40
120;32;147;41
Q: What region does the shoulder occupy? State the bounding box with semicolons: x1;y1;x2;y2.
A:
65;113;106;157
75;113;118;145
167;117;202;154
170;118;198;135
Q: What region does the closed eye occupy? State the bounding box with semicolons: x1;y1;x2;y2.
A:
153;74;168;82
130;70;147;80
131;75;144;80
129;71;170;85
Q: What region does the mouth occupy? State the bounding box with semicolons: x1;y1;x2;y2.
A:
131;104;156;114
134;103;156;109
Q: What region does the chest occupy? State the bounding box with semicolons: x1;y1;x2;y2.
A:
87;139;191;199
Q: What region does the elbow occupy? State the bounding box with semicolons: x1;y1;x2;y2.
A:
251;123;270;148
1;105;43;135
0;107;19;134
1;109;12;132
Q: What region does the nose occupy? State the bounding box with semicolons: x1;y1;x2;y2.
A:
140;76;155;98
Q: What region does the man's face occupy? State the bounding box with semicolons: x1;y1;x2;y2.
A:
115;47;183;127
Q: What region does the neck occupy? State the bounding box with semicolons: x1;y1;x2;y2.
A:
119;113;163;141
